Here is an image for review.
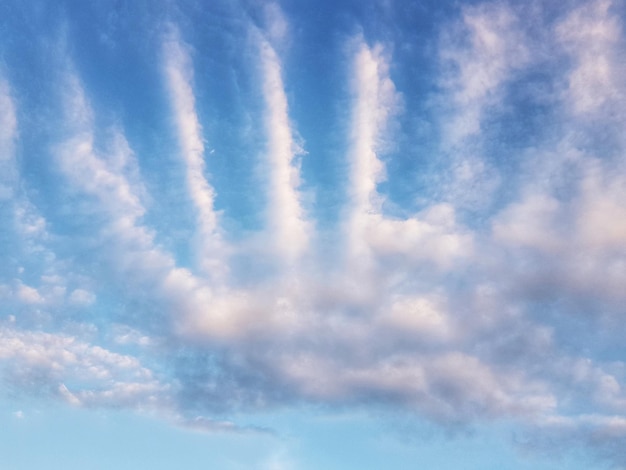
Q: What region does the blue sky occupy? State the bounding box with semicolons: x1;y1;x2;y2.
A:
1;0;626;468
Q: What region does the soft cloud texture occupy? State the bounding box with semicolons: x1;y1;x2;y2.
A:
2;0;626;468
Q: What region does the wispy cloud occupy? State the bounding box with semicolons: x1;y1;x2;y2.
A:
174;414;274;435
439;2;530;144
163;26;226;281
255;7;311;266
436;2;531;209
556;0;623;115
0;78;17;200
0;324;166;409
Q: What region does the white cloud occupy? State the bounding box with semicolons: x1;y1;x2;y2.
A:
4;2;626;467
163;27;226;280
557;0;623;114
364;205;473;269
272;348;556;424
262;2;289;46
379;294;452;342
346;39;397;220
256;16;311;265
436;2;532;209
0;79;17;153
68;288;96;306
344;37;398;274
0;78;17;200
492;192;562;253
440;2;529;144
16;283;44;304
52;64;241;342
174;415;272;434
0;326;166;409
111;324;153;347
575;160;626;251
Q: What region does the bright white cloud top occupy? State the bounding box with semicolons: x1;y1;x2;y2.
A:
1;0;626;468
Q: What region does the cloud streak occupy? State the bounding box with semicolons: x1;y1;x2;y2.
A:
163;26;226;281
0;78;17;200
256;11;310;266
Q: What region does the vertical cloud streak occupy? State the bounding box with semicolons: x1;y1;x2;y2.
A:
0;78;17;199
257;10;310;266
347;41;393;217
163;28;226;281
345;39;397;263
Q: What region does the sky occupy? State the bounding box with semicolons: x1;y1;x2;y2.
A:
1;0;626;468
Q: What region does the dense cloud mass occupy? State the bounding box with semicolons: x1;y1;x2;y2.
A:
1;0;626;466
